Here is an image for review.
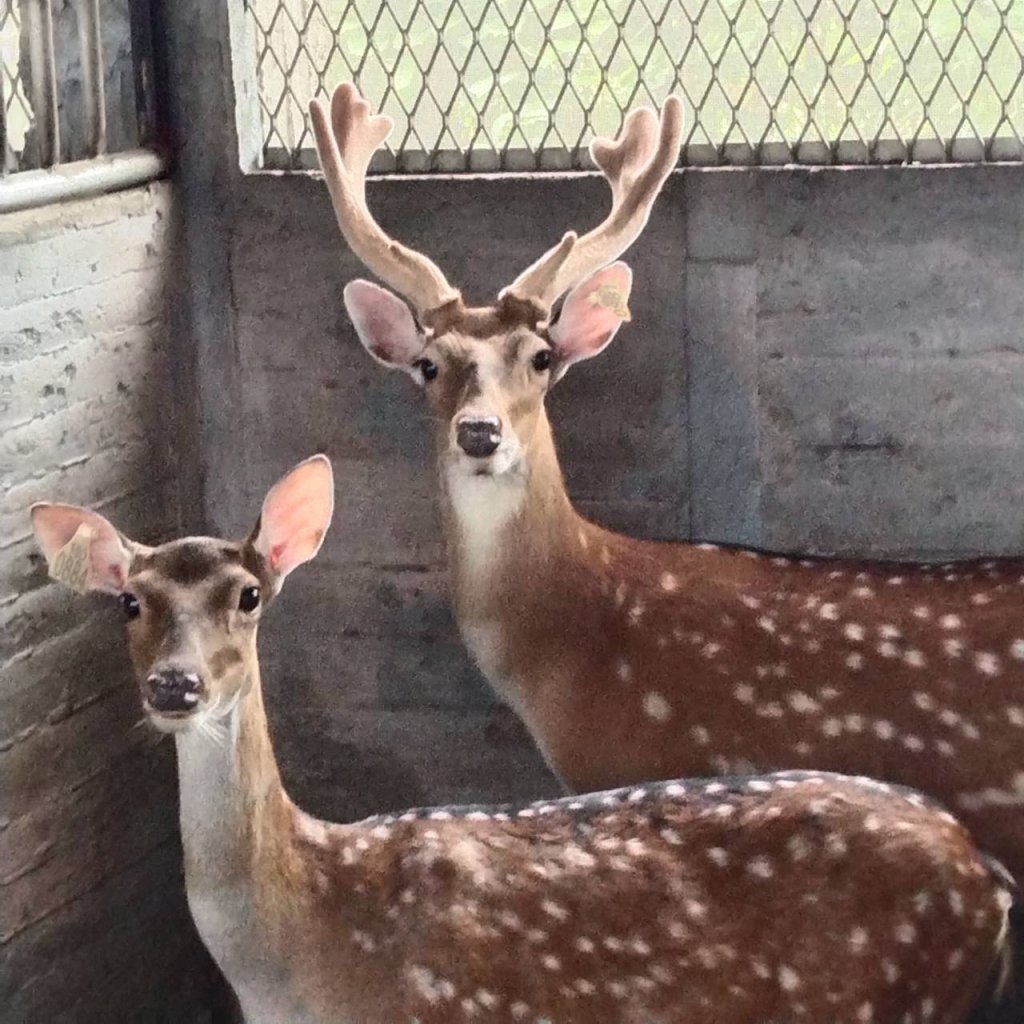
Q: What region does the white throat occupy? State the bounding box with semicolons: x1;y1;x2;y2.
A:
174;707;242;866
173;702;287;1021
444;464;526;583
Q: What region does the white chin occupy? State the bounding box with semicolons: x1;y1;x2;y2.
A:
145;708;200;734
452;447;521;477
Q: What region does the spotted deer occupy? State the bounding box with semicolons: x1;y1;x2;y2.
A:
312;82;1024;885
31;456;1016;1024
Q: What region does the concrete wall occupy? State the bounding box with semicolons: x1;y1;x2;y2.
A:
209;163;1024;828
0;184;220;1022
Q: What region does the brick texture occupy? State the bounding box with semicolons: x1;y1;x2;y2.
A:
0;184;222;1023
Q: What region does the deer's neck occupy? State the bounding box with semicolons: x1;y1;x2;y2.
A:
443;410;578;611
174;673;286;890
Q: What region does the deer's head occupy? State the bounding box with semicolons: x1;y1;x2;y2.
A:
30;457;334;733
313;84;682;480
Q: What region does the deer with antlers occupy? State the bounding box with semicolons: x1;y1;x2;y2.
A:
31;456;1016;1023
312;82;1024;885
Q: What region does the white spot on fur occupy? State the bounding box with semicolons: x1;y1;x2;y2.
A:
975;651;1001;676
643;691;672;722
707;847;730;867
944;637;965;658
844;623;865;641
846;652;864;670
819;603;839;620
686;900;707;920
913;691;936;711
873;720;896;740
957;772;1024;811
691;724;711;745
940;614;962;630
788;691;820;715
660;572;679;592
778;965;800;991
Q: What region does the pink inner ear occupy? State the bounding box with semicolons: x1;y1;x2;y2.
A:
255;457;335;581
344;279;423;367
550;263;634;365
270;542;288;572
31;503;133;594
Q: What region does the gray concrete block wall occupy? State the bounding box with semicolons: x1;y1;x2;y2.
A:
0;185;220;1023
217;164;1024;834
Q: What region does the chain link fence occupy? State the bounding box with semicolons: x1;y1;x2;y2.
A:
1;1;31;169
250;0;1024;171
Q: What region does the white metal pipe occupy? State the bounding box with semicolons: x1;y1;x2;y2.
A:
0;148;165;213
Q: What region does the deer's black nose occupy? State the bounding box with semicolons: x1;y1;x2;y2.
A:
144;670;204;713
456;416;501;458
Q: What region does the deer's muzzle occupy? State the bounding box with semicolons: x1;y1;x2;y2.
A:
144;670;205;715
456;416;502;459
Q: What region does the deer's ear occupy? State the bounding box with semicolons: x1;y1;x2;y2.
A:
549;262;633;375
344;279;425;369
31;504;134;594
250;455;334;586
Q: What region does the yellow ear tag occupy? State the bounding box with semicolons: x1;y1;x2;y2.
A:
588;283;632;322
49;523;95;593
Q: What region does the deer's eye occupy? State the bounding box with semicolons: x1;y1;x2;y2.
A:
238;586;261;612
531;349;552;373
414;358;439;383
120;593;140;619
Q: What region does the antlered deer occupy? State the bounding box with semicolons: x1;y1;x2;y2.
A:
31;457;1015;1024
312;82;1024;883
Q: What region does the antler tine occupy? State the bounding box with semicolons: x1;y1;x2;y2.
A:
501;96;684;316
590;106;659;201
310;84;461;318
